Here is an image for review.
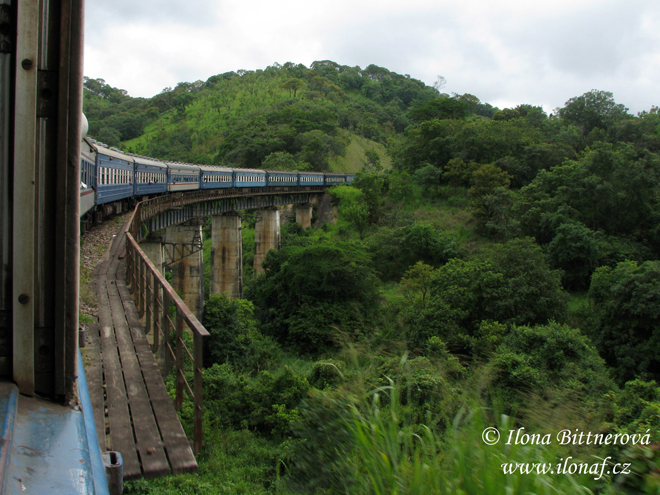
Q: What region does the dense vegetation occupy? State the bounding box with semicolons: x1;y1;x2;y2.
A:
86;63;660;494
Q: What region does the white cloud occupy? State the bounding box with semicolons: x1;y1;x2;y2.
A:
83;0;660;113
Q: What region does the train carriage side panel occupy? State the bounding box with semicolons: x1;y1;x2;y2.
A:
134;155;168;196
265;170;298;187
200;165;234;189
166;162;201;192
233;168;266;188
94;145;135;205
80;138;96;216
324;173;347;187
298;171;324;187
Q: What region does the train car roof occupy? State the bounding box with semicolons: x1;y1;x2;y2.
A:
81;137;95;158
132;154;167;167
299;171;324;175
233;167;266;174
198;164;233;173
91;142;135;163
263;169;299;174
164;161;201;171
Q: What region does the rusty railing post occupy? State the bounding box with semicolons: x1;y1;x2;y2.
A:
126;241;133;292
152;276;160;347
145;268;152;333
138;256;145;317
175;309;184;410
193;331;203;453
161;289;171;375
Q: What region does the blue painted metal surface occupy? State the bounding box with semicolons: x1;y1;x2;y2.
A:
266;170;298;187
78;349;112;495
4;393;109;494
0;354;110;494
233;168;266;188
0;383;18;490
299;172;324;186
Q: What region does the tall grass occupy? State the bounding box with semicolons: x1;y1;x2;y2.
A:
345;381;599;495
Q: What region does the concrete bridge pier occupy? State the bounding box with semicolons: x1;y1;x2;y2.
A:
253;207;281;275
295;203;313;229
164;220;204;320
210;212;243;299
140;235;164;274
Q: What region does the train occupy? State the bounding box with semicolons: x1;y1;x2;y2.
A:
79;137;356;229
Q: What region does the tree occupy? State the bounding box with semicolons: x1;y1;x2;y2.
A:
469;163;511;199
172;92;194;115
485;238;567;326
513;141;660;241
414;163;442;195
407;97;470;123
491;321;614;404
341;195;370;239
405;238;567;353
391;118;458;173
444;158;478;190
400;261;436;307
492;108;521;121
558;90;629;136
363;149;382;172
249;243;380;354
262;151;298;171
282;78;304;97
295;130;348;171
545;221;601;291
386;170;413;201
203;294;279;371
352;172;385;224
366;223;460;281
589;260;660;384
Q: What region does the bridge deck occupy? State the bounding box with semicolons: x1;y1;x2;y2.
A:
83;222;197;480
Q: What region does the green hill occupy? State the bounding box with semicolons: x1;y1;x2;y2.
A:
83;61;439;171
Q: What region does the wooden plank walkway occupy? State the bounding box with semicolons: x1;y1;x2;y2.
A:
83;222;198;480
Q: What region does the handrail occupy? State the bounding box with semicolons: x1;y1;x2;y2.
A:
124;199;210;454
121;185;326;454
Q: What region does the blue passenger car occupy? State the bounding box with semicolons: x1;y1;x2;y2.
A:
298;171;324;186
200;165;234;189
166;162;201;192
95;144;135;205
134;155;168;196
80;138;97;216
346;174;356;185
234;168;266;188
323;173;346;187
266;170;298;187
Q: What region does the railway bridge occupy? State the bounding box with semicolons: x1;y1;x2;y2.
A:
0;0;331;490
84;186;325;481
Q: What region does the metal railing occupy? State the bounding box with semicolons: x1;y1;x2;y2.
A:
121;186;326;453
124;202;209;454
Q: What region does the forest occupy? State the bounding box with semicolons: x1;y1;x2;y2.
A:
83;61;660;494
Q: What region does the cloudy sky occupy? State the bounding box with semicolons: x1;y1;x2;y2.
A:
84;0;660;114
